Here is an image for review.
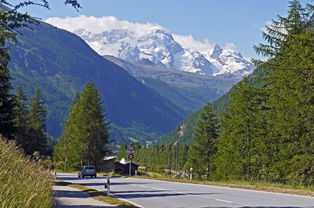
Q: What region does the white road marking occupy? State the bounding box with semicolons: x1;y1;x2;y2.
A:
137;185;165;191
215;199;233;204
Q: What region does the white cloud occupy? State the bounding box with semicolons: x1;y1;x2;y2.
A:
45;15;164;36
45;15;243;58
259;20;273;33
173;34;215;54
224;42;237;51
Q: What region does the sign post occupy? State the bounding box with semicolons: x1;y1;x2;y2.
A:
104;176;110;196
127;144;135;176
190;167;193;181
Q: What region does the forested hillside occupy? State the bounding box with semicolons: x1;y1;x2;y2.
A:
134;0;314;186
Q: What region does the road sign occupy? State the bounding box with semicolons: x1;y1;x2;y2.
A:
128;153;134;160
127;144;135;151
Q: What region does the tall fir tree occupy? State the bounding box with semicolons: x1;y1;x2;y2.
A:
13;87;29;150
186;104;219;180
254;0;314;185
0;29;16;140
55;82;111;169
54;93;81;170
27;89;48;155
76;82;111;168
214;79;269;181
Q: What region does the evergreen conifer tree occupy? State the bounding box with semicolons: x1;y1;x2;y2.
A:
0;30;16;140
13;87;29;150
254;0;313;185
27;89;48;155
214;79;269;180
54;93;81;170
55;82;111;169
186;104;219;180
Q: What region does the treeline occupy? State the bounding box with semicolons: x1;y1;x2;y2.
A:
0;3;51;157
54;82;112;170
121;0;314;186
117;143;189;173
0;84;50;156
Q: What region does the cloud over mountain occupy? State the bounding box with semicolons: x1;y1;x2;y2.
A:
46;16;254;77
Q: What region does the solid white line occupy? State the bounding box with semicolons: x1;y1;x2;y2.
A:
134;177;314;199
215;199;233;204
137;185;165;191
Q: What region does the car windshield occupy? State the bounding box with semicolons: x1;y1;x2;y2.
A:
84;166;95;170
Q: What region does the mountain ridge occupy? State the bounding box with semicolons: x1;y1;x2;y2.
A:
46;15;255;77
8;21;186;144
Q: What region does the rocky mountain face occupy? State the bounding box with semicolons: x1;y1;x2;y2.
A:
46;16;254;78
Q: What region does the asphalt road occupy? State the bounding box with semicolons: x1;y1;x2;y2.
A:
56;173;314;208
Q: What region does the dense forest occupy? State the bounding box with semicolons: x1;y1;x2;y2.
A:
120;0;314;186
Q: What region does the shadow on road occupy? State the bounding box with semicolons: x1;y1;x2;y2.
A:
199;207;306;208
112;191;222;199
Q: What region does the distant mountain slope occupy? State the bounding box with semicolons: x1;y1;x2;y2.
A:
158;67;265;145
8;22;186;143
46;16;254;77
105;55;239;113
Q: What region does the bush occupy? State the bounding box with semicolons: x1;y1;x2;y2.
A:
0;137;53;208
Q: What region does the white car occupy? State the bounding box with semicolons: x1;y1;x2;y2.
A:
78;166;97;178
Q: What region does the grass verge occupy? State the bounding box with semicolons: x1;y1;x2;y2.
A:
0;138;53;208
135;171;314;197
54;180;138;208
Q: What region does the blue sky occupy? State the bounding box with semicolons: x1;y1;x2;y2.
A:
21;0;311;58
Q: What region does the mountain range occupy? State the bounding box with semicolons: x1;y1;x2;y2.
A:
8;22;185;144
6;16;255;145
46;16;254;78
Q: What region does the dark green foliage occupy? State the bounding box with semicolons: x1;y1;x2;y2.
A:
214;0;314;185
214;79;269;181
158;0;313;187
0;28;16;140
27;88;48;155
158;110;200;145
130;143;189;174
54;82;111;169
13;87;29;149
186;104;219;180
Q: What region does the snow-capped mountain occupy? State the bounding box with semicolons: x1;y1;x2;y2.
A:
46;16;254;77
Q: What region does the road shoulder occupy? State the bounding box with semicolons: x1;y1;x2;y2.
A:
53;181;115;208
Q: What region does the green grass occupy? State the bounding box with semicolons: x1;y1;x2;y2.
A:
55;180;138;207
136;171;314;197
0;137;53;208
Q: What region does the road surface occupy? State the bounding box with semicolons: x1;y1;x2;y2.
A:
56;173;314;208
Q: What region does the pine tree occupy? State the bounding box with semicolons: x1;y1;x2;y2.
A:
214;79;269;181
0;30;16;140
254;0;314;185
13;87;29;150
55;82;111;169
54;93;81;170
186;104;219;180
76;82;111;168
27;89;48;155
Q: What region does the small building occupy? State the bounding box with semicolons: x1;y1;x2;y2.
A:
114;158;139;176
99;156;116;172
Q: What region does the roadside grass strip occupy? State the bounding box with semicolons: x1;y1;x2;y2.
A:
54;180;138;208
0;138;53;208
134;172;314;197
